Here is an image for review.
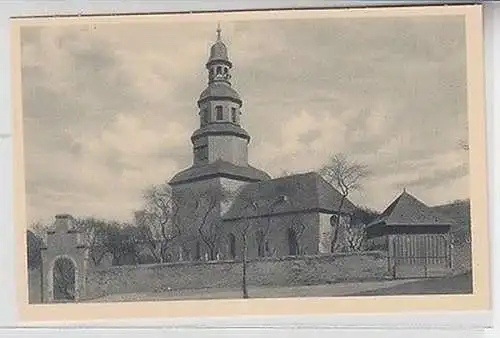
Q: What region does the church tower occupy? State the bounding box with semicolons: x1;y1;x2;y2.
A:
170;26;270;186
192;25;249;167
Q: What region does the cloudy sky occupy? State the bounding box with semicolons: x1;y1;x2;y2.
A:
19;13;469;225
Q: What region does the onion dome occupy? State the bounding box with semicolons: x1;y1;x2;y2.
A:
206;25;232;67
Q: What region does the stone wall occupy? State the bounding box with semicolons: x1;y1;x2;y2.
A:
84;251;389;301
452;241;472;275
28;268;42;304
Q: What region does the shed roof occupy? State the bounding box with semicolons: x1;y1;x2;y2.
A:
367;190;456;228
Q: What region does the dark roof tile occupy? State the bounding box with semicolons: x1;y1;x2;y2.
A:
198;82;241;103
368;190;455;228
169;160;271;186
191;123;250;142
223;172;356;220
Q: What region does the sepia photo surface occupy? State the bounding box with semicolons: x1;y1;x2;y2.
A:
11;5;490;322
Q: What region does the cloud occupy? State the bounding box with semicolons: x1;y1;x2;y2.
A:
20;15;469;223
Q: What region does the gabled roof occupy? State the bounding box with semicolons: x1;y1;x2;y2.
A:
169;160;271;186
368;190;455;228
223;172;356;221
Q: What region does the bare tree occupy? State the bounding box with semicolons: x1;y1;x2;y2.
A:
344;206;379;252
286;198;309;255
74;217;111;266
139;183;181;263
75;218;143;267
100;221;143;266
27;227;45;270
29;221;49;244
196;187;230;261
253;196;287;257
319;153;370;252
344;225;366;252
240;207;254;299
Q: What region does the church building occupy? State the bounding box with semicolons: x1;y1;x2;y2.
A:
165;27;356;261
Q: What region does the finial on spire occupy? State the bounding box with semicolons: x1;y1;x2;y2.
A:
216;22;221;41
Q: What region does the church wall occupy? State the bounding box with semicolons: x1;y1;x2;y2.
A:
333;214;352;253
220;177;249;215
314;212;354;254
220;212;320;260
170;178;328;262
208;135;248;166
318;213;333;254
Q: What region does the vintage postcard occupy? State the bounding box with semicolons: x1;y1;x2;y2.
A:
11;4;490;323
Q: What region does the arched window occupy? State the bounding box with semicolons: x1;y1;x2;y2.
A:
216;66;222;75
215;106;223;121
224;67;228;74
228;233;236;259
195;241;201;260
287;227;299;256
256;230;265;257
330;214;340;253
231;107;237;123
330;214;339;226
178;246;184;261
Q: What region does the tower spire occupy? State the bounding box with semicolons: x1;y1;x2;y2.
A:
216;22;222;41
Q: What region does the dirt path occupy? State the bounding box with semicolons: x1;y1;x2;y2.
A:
85;278;422;303
354;272;472;296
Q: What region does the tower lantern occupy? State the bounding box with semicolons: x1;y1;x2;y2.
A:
191;25;250;167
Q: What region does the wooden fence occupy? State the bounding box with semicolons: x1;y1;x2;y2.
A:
389;233;452;278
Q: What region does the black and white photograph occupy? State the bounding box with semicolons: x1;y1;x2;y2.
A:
11;4;490;321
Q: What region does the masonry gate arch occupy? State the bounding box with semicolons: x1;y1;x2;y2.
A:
40;214;89;303
52;255;77;301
